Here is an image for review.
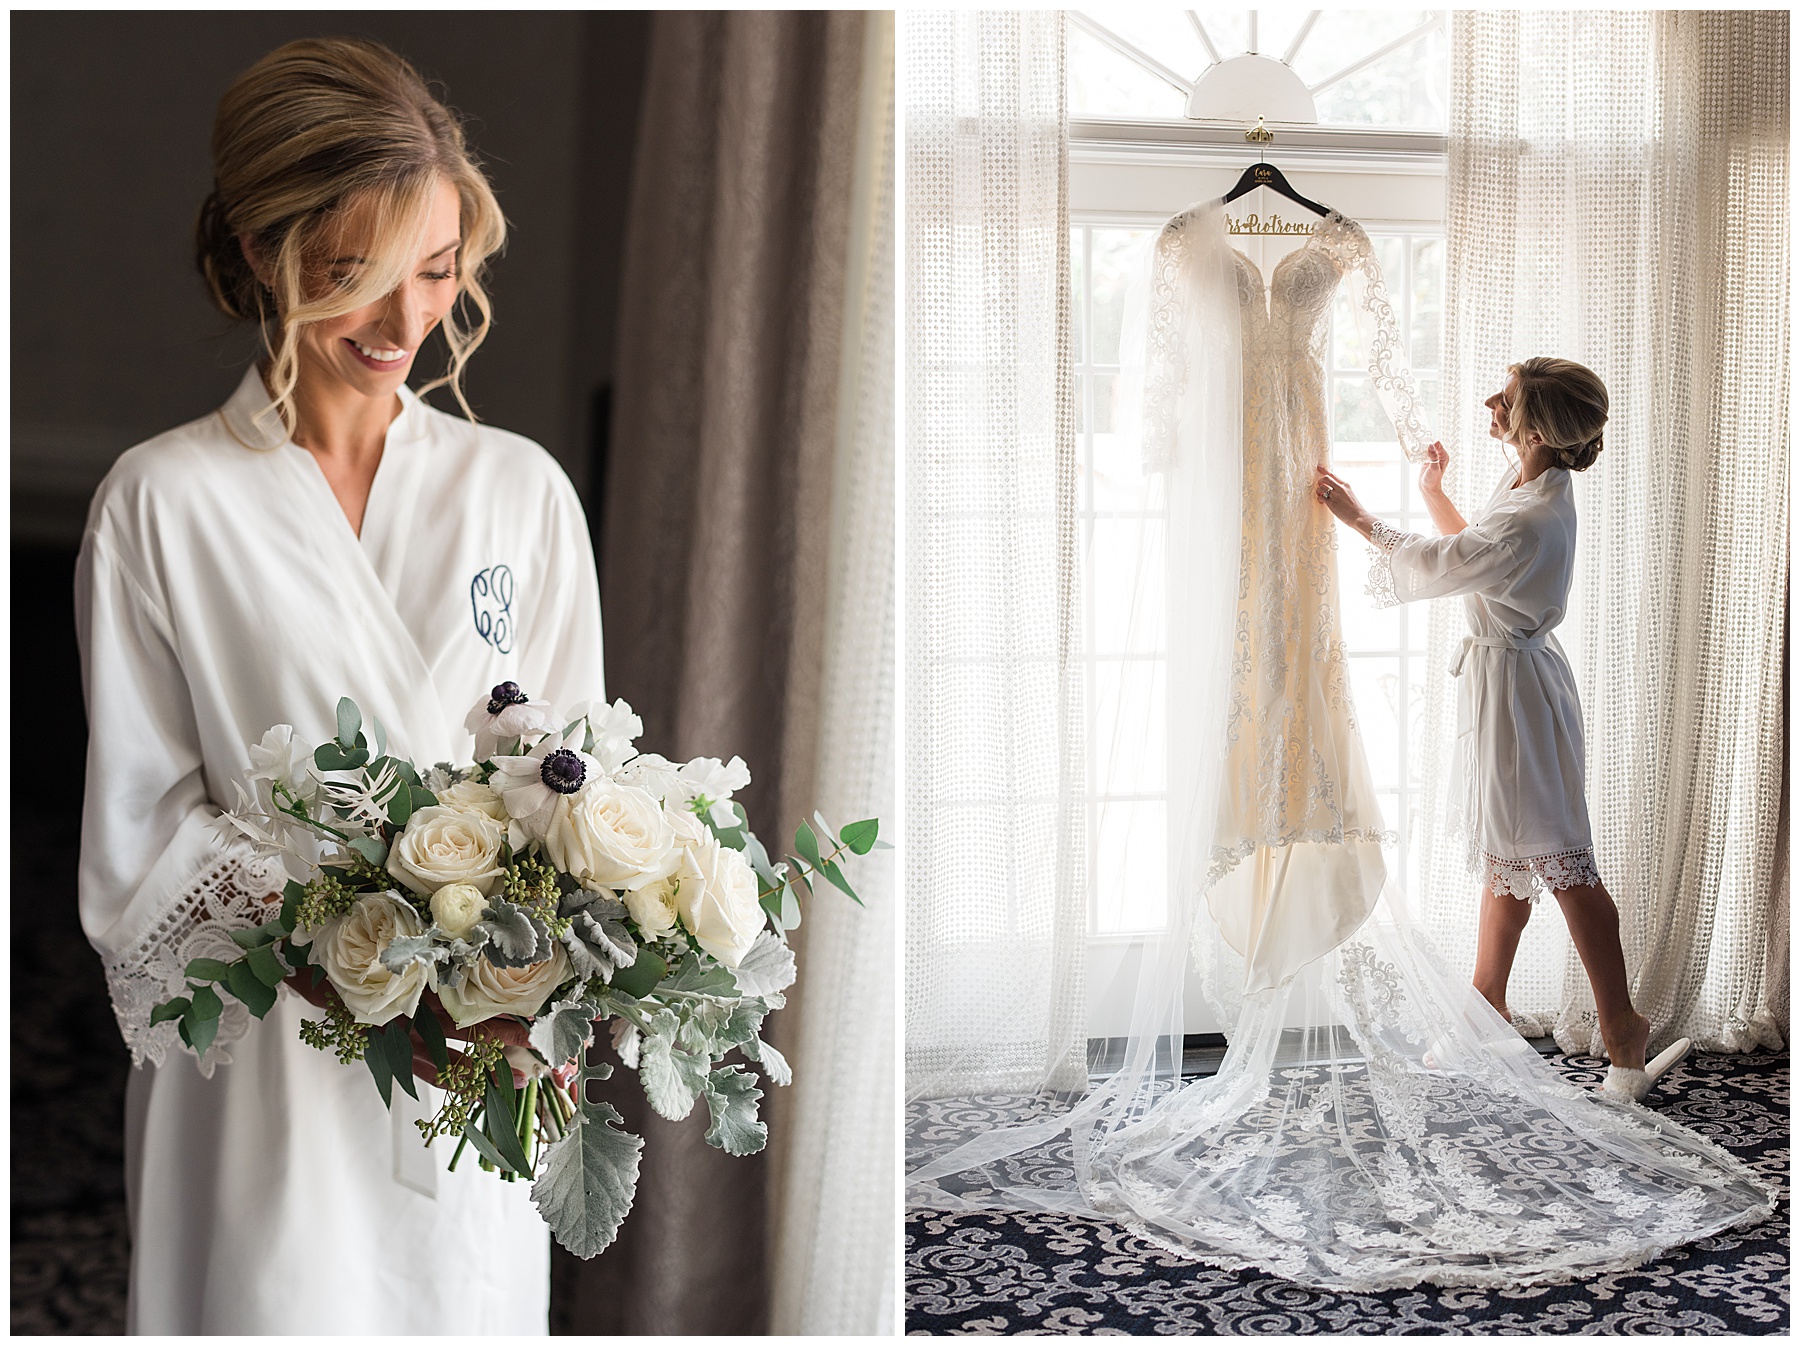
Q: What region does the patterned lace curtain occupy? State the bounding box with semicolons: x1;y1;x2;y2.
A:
1424;10;1788;1053
903;10;1085;1098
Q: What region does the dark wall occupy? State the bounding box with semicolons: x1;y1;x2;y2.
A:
11;10;649;542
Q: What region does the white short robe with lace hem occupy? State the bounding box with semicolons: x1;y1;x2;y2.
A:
1370;463;1595;880
77;365;603;1334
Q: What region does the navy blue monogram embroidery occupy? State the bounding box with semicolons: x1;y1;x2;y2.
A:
470;564;516;654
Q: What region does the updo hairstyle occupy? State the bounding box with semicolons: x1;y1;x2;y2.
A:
195;37;506;434
1505;357;1609;471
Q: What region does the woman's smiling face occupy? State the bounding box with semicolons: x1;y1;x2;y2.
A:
293;176;463;398
1483;371;1522;444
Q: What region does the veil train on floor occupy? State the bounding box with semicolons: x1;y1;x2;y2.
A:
905;199;1774;1291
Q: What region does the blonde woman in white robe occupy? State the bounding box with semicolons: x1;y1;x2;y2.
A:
76;39;599;1333
1314;357;1689;1102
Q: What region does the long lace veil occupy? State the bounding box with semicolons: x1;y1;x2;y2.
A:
905;198;1774;1289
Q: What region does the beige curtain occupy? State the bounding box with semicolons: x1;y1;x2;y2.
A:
565;10;869;1334
1430;10;1788;1054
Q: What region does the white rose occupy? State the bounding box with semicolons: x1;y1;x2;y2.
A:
311;893;431;1026
542;779;677;892
430;882;489;939
674;834;765;968
439;943;571;1028
387;805;506;896
624;874;680;939
435;778;508;824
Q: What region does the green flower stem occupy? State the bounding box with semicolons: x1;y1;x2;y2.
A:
756;838;856;903
448;1130;471;1173
519;1078;539;1174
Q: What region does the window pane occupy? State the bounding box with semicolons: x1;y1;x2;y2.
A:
1411;237;1443;367
1311;27;1448;130
1090;228;1149;367
1095;800;1167;933
1349;657;1402;790
1338;561;1401;651
1069;23;1187;120
1090;518;1166;656
1290;11;1435;86
1078;12;1207;79
1094;659;1166;796
1333;376;1391;444
1086;422;1155;513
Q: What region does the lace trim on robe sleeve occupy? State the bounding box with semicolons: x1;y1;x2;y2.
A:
1365;519;1408;609
101;847;290;1076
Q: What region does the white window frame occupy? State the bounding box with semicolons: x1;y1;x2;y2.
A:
1070;126;1447;1039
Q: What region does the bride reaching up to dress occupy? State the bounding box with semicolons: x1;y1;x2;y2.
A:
1315;357;1685;1100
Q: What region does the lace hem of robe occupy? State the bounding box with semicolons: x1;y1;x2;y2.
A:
1365;520;1407;609
1483;847;1602;903
100;846;289;1075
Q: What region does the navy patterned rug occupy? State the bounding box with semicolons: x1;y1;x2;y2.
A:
907;1053;1788;1335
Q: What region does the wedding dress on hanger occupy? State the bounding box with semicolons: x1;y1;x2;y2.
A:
906;198;1774;1290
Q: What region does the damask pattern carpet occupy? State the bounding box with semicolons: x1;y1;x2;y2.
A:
907;1053;1788;1335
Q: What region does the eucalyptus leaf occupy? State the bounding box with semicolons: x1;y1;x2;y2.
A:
336;697;362;747
382;1018;418;1100
347;833;388;866
185;957;233;982
608;948;668;1000
484;1074;533;1175
794;820;824;870
730;933;798;1000
779;879;802;931
702;1067;768;1156
820;858;861;905
387;783;415;828
415;1004;451;1072
229;923;283;950
247;942;287;988
150;997;190;1027
280;880;306;932
811;810;841;850
190;983;223;1022
225;960;277;1018
839;817;881;855
530;1092;643;1259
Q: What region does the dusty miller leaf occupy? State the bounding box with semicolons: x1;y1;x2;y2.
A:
745;1036;792;1087
702;1066;768;1155
530;1091;643;1260
730;932;797;1000
478;898;544;967
530;998;602;1068
638;1013;707;1121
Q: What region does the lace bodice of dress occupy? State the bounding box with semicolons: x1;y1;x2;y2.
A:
1213;214;1390;880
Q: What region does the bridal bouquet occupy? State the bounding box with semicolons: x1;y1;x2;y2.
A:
150;683;882;1258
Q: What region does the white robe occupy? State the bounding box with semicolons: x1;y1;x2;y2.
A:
1371;462;1597;896
76;365;605;1333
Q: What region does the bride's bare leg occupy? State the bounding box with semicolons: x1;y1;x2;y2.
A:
1552;881;1649;1070
1472;885;1532;1020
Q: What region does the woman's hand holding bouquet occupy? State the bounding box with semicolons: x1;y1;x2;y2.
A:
152;684;883;1258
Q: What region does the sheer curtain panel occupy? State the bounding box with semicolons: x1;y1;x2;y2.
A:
1427;10;1788;1054
903;11;1084;1099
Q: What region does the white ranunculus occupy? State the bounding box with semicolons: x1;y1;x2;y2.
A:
430;882;489;939
543;778;677;891
387;805;507;896
311;893;432;1026
674;833;766;968
623;874;681;939
435;778;508;824
438;943;570;1028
